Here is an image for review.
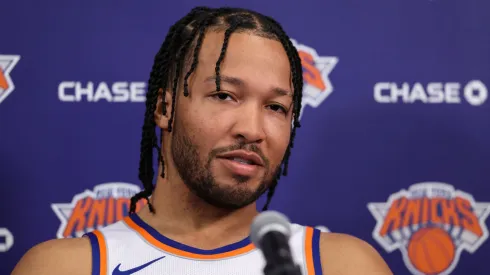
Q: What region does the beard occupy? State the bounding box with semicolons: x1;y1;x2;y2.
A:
170;121;280;210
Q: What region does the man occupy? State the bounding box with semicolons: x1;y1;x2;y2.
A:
13;7;392;275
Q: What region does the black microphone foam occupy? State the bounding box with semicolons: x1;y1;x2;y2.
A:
250;211;302;275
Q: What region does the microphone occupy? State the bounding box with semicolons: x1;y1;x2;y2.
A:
250;211;303;275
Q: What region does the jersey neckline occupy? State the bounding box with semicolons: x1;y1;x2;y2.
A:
124;213;256;259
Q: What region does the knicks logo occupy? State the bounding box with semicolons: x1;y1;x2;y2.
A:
290;39;338;120
0;55;21;104
368;182;490;275
51;182;147;238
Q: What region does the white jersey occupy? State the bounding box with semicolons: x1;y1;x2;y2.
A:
84;213;323;275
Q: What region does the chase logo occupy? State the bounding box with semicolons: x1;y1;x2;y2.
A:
0;55;21;104
0;228;14;253
58;82;146;102
368;182;490;275
290;39;338;119
51;182;147;238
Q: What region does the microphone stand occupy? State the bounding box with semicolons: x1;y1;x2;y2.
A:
260;232;303;275
263;263;303;275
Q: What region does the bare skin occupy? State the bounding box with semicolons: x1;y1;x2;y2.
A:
12;30;392;275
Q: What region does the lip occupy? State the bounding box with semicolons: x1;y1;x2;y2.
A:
216;150;265;166
217;158;261;177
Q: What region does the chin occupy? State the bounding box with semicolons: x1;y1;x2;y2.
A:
226;176;270;193
213;176;256;188
205;183;267;210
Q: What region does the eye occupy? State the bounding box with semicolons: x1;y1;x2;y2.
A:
267;104;287;114
211;92;234;101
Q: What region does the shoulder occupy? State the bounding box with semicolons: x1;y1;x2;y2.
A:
12;237;92;275
318;232;393;275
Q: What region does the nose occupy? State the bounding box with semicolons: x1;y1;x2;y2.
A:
231;104;266;144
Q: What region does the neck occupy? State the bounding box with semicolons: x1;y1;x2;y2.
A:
136;169;259;249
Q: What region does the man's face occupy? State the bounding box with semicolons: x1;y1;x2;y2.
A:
168;31;294;210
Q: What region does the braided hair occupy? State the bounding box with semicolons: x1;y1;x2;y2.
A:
129;7;303;214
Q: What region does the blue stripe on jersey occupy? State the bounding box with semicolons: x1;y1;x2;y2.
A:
312;229;323;275
85;232;100;275
129;213;252;255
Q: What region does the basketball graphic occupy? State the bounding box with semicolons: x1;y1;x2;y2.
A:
368;182;490;275
52;182;147;238
407;227;455;275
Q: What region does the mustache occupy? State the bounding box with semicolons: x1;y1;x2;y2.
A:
209;142;270;168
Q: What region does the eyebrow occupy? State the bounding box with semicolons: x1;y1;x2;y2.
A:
205;75;292;97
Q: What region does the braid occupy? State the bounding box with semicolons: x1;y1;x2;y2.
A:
154;27;184;179
256;18;303;208
170;14;218;132
262;167;282;211
168;50;184;133
183;18;214;96
215;23;240;91
262;180;278;211
130;6;304;214
130;7;212;214
274;24;302;177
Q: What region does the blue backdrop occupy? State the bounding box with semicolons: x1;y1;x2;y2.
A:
1;0;489;274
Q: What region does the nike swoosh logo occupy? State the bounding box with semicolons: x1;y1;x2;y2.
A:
112;256;165;275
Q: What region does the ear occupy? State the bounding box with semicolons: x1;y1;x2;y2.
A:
154;88;173;130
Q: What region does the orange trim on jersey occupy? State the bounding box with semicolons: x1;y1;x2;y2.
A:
93;230;107;275
124;216;256;259
304;227;315;275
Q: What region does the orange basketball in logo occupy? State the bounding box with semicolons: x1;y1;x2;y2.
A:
407;227;455;275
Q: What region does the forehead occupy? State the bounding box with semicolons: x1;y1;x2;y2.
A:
193;30;292;92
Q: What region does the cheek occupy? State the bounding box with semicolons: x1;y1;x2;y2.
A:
183;108;224;153
265;120;291;161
